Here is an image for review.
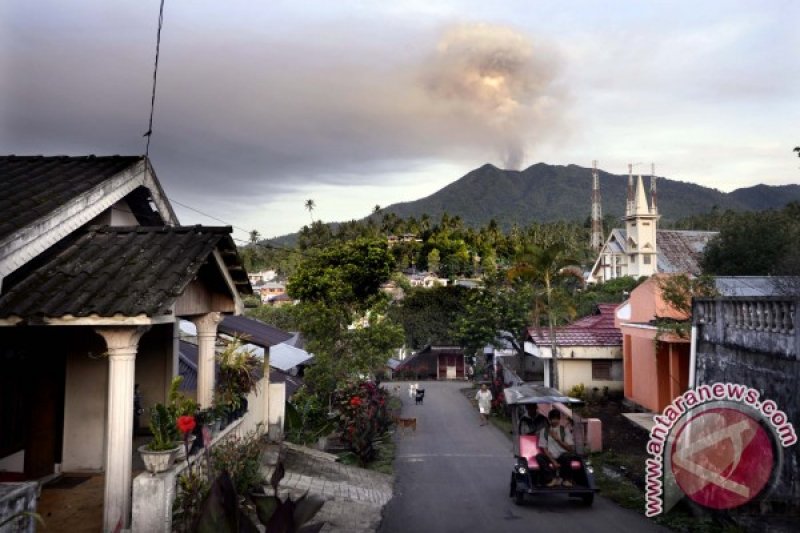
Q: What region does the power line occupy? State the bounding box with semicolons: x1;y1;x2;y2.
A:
144;0;166;157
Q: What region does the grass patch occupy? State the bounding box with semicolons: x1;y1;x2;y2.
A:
589;451;646;510
590;451;735;532
490;414;513;441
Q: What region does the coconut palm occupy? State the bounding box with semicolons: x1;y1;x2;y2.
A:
305;199;316;223
508;242;581;390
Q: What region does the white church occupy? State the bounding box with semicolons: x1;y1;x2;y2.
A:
587;166;718;284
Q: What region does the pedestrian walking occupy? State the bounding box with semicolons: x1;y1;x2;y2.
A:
475;384;492;426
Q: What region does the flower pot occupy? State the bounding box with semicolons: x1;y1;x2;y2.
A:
138;444;180;474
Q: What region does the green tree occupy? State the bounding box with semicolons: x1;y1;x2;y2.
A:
304;198;316;223
287;238;403;399
701;204;800;276
456;273;535;370
427;248;441;274
508;243;581;390
387;285;472;349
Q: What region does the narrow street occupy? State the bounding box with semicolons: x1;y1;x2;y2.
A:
379;381;665;533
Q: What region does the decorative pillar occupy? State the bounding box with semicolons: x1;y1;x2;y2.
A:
191;312;222;408
95;326;149;533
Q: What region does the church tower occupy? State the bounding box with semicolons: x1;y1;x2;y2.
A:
624;167;659;278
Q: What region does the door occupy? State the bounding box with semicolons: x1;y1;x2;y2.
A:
24;351;66;478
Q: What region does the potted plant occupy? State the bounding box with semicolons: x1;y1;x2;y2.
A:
167;376;198;461
215;337;260;423
138;404;181;473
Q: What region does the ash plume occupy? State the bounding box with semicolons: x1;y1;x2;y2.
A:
421;23;562;170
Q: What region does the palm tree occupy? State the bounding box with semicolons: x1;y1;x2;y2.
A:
249;229;261;245
304;199;316;223
508;242;581;390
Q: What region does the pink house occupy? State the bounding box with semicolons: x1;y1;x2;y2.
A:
614;275;691;413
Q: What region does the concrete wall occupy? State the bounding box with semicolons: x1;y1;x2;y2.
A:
136;325;175;427
62;335;108;472
696;339;800;506
627;335;660;412
62;324;175;471
557;359;623;393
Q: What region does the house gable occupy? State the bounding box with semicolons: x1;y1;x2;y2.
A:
0;226;251;325
0;156;178;289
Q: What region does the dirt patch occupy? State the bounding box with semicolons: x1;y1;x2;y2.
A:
581;399;650;488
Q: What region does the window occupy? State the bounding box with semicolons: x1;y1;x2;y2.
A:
644;254;652;265
592;360;612;380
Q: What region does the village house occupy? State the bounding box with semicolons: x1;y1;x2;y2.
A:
258;280;287;303
0;155;252;531
525;304;623;394
614;275;691;413
387;233;422;247
395;344;465;380
587;171;717;284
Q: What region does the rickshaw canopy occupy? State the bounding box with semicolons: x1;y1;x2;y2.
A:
504;384;583;406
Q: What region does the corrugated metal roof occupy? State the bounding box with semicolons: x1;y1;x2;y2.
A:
527;304;621;346
0;226;251;320
218;315;293;348
267;342;313;372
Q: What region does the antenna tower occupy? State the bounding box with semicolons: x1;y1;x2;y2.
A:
591;160;603;251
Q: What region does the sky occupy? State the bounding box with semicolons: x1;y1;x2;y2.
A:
2;1;799;241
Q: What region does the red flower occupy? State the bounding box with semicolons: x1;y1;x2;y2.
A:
177;415;196;435
349;396;362;407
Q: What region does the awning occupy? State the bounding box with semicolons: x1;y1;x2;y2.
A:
504;384;582;406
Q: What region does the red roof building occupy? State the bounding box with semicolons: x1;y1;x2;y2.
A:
525;304;623;393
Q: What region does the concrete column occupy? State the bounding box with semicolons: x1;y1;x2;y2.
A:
191;312;222;408
95;326;149;533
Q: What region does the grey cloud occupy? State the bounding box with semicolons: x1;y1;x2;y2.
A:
2;17;569;202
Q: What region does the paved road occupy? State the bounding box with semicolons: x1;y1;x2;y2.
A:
379;381;665;533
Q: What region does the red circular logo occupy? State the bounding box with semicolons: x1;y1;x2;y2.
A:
670;407;774;509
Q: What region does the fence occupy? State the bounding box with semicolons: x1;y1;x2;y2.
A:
694;297;798;358
0;482;37;533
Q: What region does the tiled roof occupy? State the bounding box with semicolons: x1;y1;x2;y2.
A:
219;315;293;348
0;155;142;241
0;226;251;320
657;230;718;275
527;303;621;346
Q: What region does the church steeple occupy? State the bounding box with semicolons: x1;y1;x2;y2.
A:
624;166;660;278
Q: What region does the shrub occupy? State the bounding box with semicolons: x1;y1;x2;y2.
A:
567;383;586;401
210;430;264;495
334;380;391;465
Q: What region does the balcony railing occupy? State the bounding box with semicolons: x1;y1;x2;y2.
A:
693;297;798;358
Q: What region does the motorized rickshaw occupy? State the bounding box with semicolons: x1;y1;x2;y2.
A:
505;383;597;506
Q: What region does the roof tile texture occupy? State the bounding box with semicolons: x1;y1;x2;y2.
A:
527;303;622;346
0;226;237;320
0;155;142;241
